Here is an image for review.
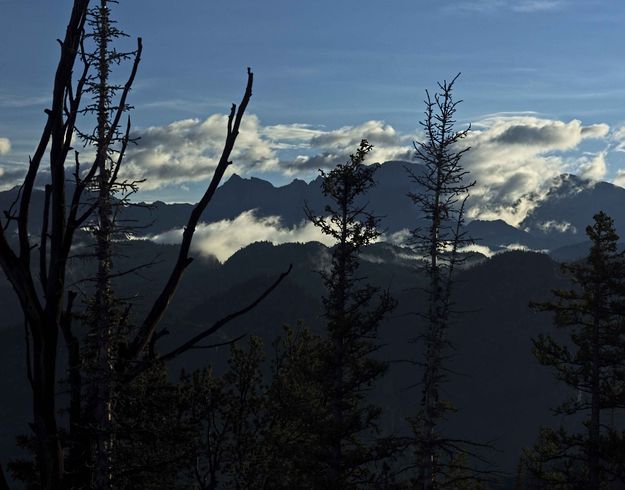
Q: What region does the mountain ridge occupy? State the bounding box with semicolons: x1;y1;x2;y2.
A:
2;161;625;258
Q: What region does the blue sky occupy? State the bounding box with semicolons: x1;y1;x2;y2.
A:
1;0;625;223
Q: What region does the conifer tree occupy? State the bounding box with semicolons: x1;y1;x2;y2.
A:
111;364;193;489
528;211;625;489
180;337;271;490
262;326;327;488
407;74;481;489
305;140;397;488
77;1;140;485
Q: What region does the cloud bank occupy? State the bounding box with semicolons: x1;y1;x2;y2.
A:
149;210;333;262
124;117;413;189
122;111;618;226
462;116;609;225
123;115;279;190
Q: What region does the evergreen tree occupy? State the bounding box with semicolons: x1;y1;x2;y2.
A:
61;2;144;485
407;74;482;489
180;336;270;490
111;364;193;489
263;326;328;489
304;140;397;488
529;211;625;489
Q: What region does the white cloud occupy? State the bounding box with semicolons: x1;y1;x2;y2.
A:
453;0;567;13
581;124;610;139
459;243;495;257
0;137;10;155
262;123;325;146
610;126;625;153
149;210;333;262
461;116;609;225
385;228;412;247
0;145;27;190
578;152;607;181
124;114;279;190
503;243;530;251
279;120;413;174
121;111;616;227
613;169;625;188
535;220;577;234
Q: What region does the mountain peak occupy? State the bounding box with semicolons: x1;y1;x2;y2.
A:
226;173;243;183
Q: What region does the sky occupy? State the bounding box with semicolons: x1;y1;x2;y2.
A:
2;0;625;226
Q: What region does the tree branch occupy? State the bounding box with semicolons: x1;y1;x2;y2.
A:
128;264;292;379
126;67;254;360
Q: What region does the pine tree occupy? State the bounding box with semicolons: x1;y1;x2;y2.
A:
304;140;397;488
407;74;481;489
180;337;269;489
262;326;327;489
75;1;141;485
528;211;625;489
111;364;193;489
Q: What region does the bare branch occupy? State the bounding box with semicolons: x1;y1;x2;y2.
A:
154;264;292;365
39;185;51;291
126;67;254;360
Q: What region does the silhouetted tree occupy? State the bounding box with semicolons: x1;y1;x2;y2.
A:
110;363;193;488
181;337;268;490
407;74;484;489
528;211;625;489
305;140;397;488
262;326;327;488
73;1;143;485
0;1;290;487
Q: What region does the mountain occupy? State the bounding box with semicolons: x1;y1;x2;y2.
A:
0;239;571;486
2;162;625;487
2;162;625;259
125;164;625;256
520;173;625;249
120;160;421;234
465;219;541;251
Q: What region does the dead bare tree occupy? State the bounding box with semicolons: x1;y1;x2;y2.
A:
406;74;490;490
0;2;290;488
0;3;90;487
73;1;143;486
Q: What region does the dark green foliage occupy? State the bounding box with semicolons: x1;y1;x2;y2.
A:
262;326;328;488
305;140;398;488
112;364;193;488
180;337;269;489
7;435;39;489
528;211;625;488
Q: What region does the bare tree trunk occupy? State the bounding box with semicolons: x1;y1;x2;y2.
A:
92;2;115;487
328;190;350;484
60;292;87;487
421;143;445;490
32;318;63;489
0;2;290;485
32;6;90;488
409;75;474;490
